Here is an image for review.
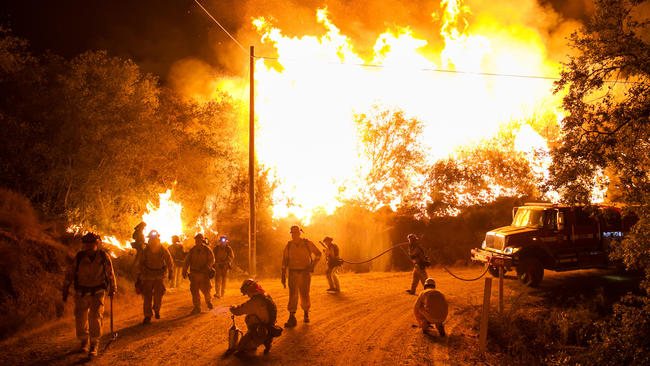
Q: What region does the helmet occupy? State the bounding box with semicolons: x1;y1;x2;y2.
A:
323;236;333;243
81;232;100;244
290;225;302;234
424;278;436;289
219;236;228;243
194;233;204;241
240;279;257;295
147;230;160;238
407;233;418;241
171;235;180;244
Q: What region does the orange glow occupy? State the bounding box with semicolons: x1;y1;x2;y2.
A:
247;1;563;221
141;189;184;244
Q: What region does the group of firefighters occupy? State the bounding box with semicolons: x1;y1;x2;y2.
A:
61;224;448;358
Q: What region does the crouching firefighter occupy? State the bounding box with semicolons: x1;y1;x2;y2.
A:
414;278;448;337
229;279;282;355
62;232;117;357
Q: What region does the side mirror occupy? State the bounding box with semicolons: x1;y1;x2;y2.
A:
557;211;565;231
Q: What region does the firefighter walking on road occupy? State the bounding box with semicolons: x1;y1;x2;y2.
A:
322;236;341;292
62;232;117;357
406;234;429;295
213;235;234;299
281;225;321;328
230;279;281;355
183;233;215;314
168;235;185;288
413;278;448;337
136;230;173;325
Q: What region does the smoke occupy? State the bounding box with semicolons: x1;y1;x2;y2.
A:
200;0;587;78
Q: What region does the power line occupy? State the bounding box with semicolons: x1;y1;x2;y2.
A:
193;1;642;85
193;0;248;55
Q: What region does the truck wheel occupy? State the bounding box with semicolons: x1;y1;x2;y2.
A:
517;258;543;286
488;266;507;277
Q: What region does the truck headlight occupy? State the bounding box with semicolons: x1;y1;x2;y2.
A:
504;247;518;255
481;240;486;249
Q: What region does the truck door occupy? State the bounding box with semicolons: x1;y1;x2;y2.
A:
573;207;606;267
546;209;577;269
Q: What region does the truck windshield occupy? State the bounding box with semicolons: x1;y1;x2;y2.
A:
512;208;546;229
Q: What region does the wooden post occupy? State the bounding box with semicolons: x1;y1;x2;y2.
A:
479;277;492;352
248;45;256;277
498;266;504;313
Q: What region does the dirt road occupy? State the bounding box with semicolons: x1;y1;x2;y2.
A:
0;267;628;365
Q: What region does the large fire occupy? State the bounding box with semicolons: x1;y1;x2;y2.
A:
246;0;565;221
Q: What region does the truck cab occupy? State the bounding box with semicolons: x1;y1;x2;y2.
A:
471;203;627;286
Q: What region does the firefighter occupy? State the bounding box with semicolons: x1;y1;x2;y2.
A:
323;236;341;292
168;235;186;288
230;279;281;354
281;225;321;327
136;230;173;325
413;278;448;337
183;233;215;314
213;235;234;299
406;234;429;295
131;221;147;257
62;232;116;357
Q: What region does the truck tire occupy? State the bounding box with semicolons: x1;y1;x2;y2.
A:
517;258;543;286
488;266;507;277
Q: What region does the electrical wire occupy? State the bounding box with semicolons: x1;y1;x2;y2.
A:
193;0;249;55
192;2;642;84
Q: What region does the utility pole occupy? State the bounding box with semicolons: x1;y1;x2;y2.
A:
249;46;256;277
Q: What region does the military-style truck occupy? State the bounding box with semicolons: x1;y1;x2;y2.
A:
470;203;633;286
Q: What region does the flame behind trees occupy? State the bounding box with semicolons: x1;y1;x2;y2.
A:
0;30;245;237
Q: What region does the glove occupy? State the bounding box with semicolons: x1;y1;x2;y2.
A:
108;288;116;297
229;305;236;314
168;273;174;281
182;272;188;279
281;270;286;288
62;288;69;302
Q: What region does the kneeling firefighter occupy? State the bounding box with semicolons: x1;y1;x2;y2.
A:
229;279;282;354
413;278;448;337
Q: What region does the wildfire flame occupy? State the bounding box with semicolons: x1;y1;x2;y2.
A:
141;189;184;244
248;0;564;221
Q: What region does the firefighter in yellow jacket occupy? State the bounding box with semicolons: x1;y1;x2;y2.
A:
213;235;234;298
281;225;321;327
406;234;429;295
413;278;448;336
183;233;215;314
230;279;279;354
136;230;173;324
62;232;116;357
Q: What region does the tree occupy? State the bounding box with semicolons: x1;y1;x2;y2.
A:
426;134;538;216
551;0;650;294
352;105;427;210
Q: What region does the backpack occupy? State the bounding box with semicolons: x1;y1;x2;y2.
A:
255;293;282;338
73;250;110;293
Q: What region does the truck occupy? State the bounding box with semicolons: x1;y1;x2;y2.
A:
470;203;634;286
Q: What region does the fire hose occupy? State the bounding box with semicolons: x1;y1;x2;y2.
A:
332;241;491;281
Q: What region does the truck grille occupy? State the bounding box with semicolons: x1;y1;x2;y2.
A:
485;233;505;251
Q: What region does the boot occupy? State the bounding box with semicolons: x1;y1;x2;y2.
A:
284;312;297;328
303;311;310;323
207;301;213;310
154;310;160;319
191;307;201;315
143;316;152;325
88;342;99;357
406;289;416;295
263;339;272;354
79;339;90;353
436;323;446;337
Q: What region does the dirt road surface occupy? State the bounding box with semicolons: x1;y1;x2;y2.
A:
0;266;628;365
